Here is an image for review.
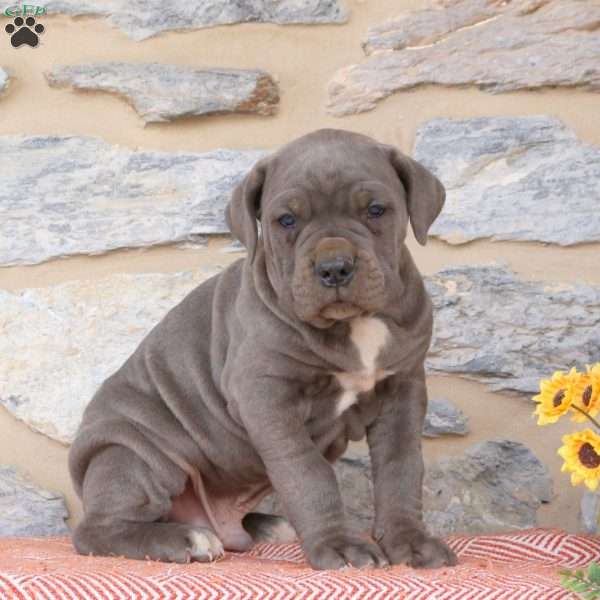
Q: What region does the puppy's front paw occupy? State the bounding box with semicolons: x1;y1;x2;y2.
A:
380;528;457;568
304;534;389;570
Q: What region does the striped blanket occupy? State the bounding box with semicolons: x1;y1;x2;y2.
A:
0;529;598;599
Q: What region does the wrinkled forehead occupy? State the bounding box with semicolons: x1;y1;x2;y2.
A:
263;138;400;200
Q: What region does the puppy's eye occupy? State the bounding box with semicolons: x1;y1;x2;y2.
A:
367;203;385;218
278;213;297;228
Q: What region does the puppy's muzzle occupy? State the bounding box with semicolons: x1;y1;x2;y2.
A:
313;237;356;288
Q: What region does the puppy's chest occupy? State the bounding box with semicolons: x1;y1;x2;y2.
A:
331;317;392;416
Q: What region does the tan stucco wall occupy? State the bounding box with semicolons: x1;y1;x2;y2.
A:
1;0;598;533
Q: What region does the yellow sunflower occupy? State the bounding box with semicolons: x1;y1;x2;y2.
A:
558;429;600;491
533;368;578;425
571;364;600;423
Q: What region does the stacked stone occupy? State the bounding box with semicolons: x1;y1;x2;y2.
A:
1;0;599;538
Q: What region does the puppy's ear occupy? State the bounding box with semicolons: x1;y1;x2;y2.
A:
381;145;445;246
225;158;267;262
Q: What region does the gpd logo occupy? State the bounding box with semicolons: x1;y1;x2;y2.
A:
4;3;46;15
4;4;46;48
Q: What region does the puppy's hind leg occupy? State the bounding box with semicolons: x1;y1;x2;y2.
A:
73;445;224;563
243;512;297;544
75;519;224;563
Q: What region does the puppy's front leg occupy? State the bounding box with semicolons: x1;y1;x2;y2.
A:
237;377;388;570
367;373;457;568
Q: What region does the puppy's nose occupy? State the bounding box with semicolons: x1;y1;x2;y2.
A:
315;257;355;287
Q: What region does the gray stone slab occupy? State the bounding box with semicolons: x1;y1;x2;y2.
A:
328;0;600;115
414;116;600;246
45;0;348;40
0;135;266;266
0;267;222;443
0;466;69;536
426;265;600;394
424;439;553;536
46;63;279;123
0;68;8;95
363;0;506;55
581;490;600;534
260;440;553;536
423;398;469;438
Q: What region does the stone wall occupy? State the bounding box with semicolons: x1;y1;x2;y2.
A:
0;0;599;538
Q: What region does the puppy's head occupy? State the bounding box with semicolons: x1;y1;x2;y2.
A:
226;129;444;328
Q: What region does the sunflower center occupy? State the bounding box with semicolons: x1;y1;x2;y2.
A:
579;442;600;469
582;385;593;406
553;389;566;407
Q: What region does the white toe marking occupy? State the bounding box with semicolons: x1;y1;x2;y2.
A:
334;317;391;416
189;530;224;561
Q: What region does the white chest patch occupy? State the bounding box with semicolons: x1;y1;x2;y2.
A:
333;317;390;416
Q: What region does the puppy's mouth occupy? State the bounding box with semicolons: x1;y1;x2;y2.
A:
320;302;364;321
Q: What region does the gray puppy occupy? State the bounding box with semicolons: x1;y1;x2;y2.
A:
69;129;457;570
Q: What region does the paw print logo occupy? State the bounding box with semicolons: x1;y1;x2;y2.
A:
5;16;45;48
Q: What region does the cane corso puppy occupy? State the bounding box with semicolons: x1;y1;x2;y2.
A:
69;128;457;570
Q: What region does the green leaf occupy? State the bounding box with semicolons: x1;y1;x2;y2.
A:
589;563;600;585
573;582;591;593
583;591;600;600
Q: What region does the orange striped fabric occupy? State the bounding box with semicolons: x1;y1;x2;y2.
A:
0;529;596;599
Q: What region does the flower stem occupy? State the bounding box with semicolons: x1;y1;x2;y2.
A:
572;405;600;431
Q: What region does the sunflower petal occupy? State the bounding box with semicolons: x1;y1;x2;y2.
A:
571;472;585;486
